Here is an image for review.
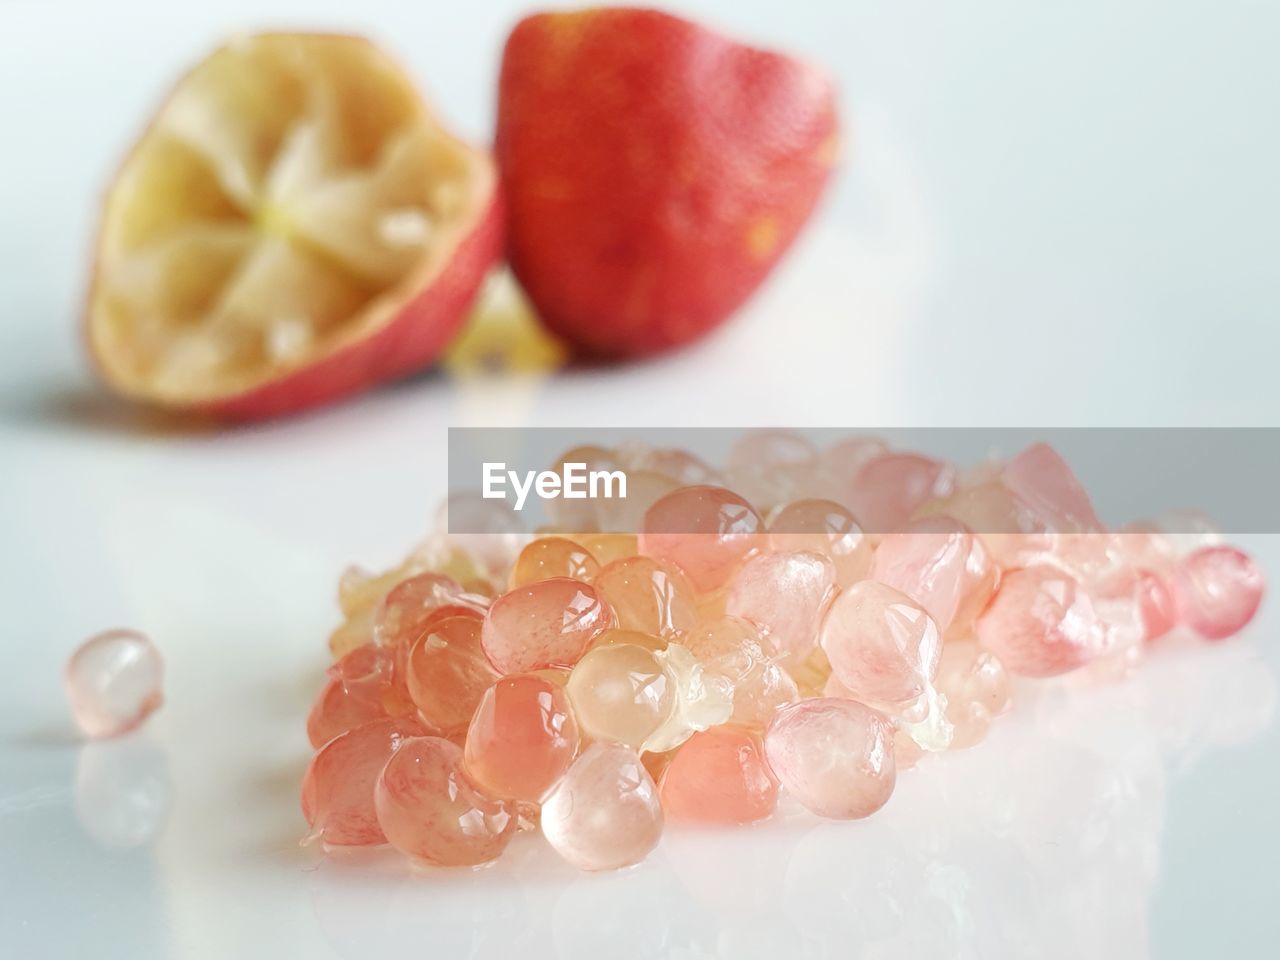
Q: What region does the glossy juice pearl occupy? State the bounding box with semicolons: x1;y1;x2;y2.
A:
764;698;896;820
482;577;612;673
726;550;836;663
659;726;778;824
464;675;579;801
301;716;425;847
65;629;164;738
374;736;516;866
1172;546;1265;640
372;573;467;647
325;643;416;729
541;741;663;871
566;643;674;749
307;673;388;749
934;639;1010;749
593;555;698;638
1001;442;1102;533
639;486;762;592
846;453;954;534
975;565;1107;676
404;615;500;735
1135;568;1176;642
818;581;942;708
575;533;641;567
724;429;819;511
544;445;619;532
646;643;735;752
768;498;871;586
870;518;971;630
510;537;600;588
679;616;796;728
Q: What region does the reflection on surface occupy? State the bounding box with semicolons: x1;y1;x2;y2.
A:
75;732;170;849
307;636;1276;960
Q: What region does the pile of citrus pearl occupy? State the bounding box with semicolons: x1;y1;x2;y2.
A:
300;434;1265;872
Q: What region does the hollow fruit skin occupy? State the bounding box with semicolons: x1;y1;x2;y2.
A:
198;193;502;419
496;8;838;357
87;191;503;420
83;32;505;421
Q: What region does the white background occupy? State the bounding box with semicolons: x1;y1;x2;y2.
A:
1;1;1278;957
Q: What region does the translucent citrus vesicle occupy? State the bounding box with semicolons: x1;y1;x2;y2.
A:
87;33;502;418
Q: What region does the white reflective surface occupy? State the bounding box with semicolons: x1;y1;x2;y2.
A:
2;0;1278;957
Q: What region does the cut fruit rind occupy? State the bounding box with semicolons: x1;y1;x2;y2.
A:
87;33;502;417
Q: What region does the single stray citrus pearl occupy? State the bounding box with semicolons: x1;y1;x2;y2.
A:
404;615;500;735
566;643;674;749
301;716;425;847
482;577;612;674
639;486;762;592
374;736;516;867
975;565;1106;676
933;639;1010;749
725;550;835;663
659;727;778;824
464;674;579;802
819;581;941;708
593;555;697;638
65;629;164;738
765;698;896;819
541;741;663;871
373;573;468;647
1172;546;1264;641
511;537;601;588
768;498;872;586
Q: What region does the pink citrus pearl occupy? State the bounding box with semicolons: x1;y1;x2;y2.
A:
639;486;762;593
934;640;1010;749
768;498;872;586
1135;568;1177;642
404;614;499;735
974;565;1106;677
301;716;425;847
307;677;381;749
821;436;888;490
659;727;778;824
725;551;836;663
464;675;579;802
764;698;896;820
307;643;416;747
1001;442;1102;533
593;555;698;638
373;573;469;647
847;453;954;534
510;537;601;588
724;430;819;511
481;578;612;674
680;614;764;661
818;581;942;707
1172;546;1265;641
64;629;164;738
540;741;663;871
870;518;972;630
374;736;516;866
953;531;1000;628
618;445;718;486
